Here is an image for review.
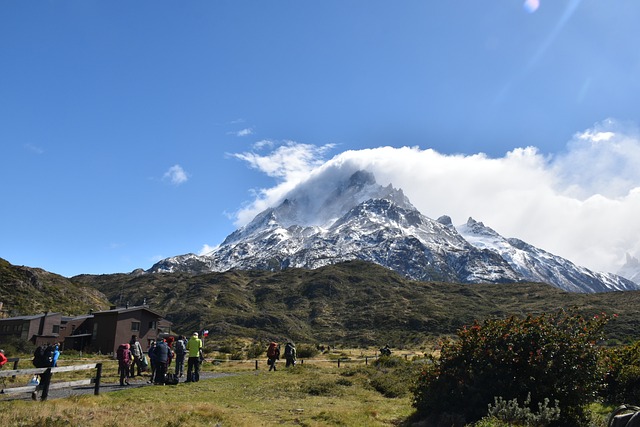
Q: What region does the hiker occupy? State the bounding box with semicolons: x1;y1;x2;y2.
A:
154;339;170;385
284;342;297;367
379;344;391;357
52;343;61;367
147;340;157;384
0;349;7;368
186;332;203;383
267;342;280;371
129;335;145;377
174;335;187;377
116;343;132;386
30;344;55;400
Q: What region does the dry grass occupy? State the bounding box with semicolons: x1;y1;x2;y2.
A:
0;355;415;426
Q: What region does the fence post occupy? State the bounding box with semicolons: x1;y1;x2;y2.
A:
94;363;102;396
365;357;368;365
337;358;341;368
255;360;258;370
10;358;19;379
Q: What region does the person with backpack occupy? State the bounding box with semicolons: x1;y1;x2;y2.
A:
147;340;157;384
174;335;186;377
267;342;280;371
32;344;55;368
186;332;203;383
116;343;132;386
284;342;297;367
153;339;170;385
129;335;144;377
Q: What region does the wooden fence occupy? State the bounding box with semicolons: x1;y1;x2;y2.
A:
0;360;103;401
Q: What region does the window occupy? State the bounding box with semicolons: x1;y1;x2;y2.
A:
148;321;157;330
52;325;60;334
131;322;140;332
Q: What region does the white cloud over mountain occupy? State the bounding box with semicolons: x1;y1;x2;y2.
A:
231;119;640;275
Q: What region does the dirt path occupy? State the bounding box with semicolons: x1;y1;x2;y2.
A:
1;371;233;402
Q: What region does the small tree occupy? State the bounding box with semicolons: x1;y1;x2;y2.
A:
412;309;610;426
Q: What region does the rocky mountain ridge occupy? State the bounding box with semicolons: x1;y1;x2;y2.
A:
149;171;638;293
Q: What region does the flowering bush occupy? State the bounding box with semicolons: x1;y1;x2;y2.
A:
412;309;611;426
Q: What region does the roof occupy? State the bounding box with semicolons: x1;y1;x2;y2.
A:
0;313;60;321
92;305;165;319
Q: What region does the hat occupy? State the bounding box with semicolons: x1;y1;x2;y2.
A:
193;332;198;337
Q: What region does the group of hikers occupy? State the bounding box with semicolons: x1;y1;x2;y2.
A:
266;341;297;371
116;332;204;386
118;337;298;383
15;336;301;390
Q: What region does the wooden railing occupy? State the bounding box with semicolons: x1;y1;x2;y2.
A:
0;362;103;401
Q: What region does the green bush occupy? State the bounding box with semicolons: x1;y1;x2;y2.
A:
246;342;264;359
600;340;640;404
296;344;319;359
412;309;611;426
484;393;560;426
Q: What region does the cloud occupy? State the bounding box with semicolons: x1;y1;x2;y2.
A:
163;164;189;185
199;244;217;255
24;143;44;154
230;120;640;275
228;128;254;137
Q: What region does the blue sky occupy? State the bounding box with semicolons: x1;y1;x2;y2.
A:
2;1;640;277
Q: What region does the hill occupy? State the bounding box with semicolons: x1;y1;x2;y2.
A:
0;257;110;317
72;260;640;346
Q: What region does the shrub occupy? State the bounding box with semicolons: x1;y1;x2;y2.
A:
246;342;263;359
485;393;560;426
412;309;611;426
600;340;640;404
296;344;320;359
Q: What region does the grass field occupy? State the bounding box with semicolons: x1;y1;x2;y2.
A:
0;352;418;427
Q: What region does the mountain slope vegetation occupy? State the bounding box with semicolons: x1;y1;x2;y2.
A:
0;257;110;317
71;260;640;346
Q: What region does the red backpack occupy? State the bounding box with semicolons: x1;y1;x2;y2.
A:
267;342;279;358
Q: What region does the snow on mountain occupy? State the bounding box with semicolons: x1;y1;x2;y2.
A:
149;170;639;293
457;218;639;292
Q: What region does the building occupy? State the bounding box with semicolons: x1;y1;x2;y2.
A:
0;306;171;354
0;312;62;347
91;306;172;354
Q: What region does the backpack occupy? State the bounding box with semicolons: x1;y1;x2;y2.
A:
116;344;128;362
284;343;293;357
175;339;186;355
164;373;179;385
267;342;279;358
609;405;640;427
33;345;54;368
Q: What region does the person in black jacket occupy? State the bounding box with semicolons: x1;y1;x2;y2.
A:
154;339;169;385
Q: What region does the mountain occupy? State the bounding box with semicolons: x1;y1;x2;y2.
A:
0;257;110;317
618;254;640;284
457;218;638;293
73;261;640;345
149;170;639;293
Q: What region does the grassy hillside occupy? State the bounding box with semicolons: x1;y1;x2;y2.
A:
71;260;640;346
0;257;110;317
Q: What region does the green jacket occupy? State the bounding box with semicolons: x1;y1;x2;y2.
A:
187;336;203;358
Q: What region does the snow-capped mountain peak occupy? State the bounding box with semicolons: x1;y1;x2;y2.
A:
149;170;639;293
